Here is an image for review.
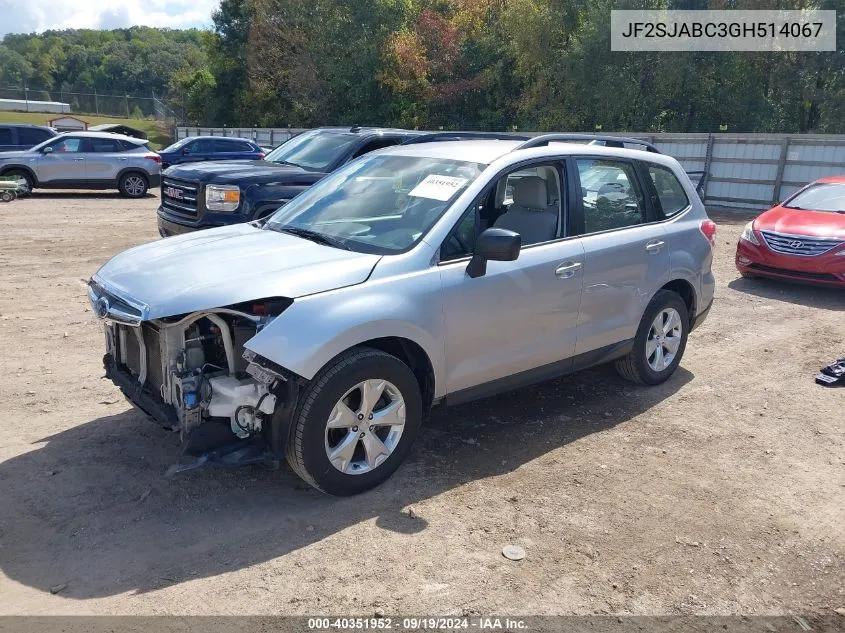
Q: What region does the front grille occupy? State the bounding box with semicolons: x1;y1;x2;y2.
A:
749;263;841;282
761;230;843;257
161;177;200;218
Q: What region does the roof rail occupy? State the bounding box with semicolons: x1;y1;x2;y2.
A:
514;134;661;154
401;131;531;145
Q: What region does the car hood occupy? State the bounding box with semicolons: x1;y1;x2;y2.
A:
163;160;320;185
756;205;845;239
92;223;381;320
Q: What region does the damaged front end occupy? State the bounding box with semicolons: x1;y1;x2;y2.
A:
89;277;301;474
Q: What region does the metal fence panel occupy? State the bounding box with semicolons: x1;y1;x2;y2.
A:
175;128;845;209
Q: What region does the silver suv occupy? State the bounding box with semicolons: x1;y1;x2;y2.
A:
88;135;715;495
0;131;161;197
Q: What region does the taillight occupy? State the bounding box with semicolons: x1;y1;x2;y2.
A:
699;219;717;246
257;152;266;160
145;154;162;163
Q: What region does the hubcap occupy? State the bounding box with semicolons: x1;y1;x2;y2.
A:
324;379;406;475
124;176;145;196
646;308;683;372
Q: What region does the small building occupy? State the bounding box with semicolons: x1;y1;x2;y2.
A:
47;116;89;132
88;123;147;140
0;98;71;114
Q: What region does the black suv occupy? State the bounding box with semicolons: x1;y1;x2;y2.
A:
0;124;57;152
158;127;426;236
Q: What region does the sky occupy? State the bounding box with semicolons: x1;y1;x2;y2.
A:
0;0;219;38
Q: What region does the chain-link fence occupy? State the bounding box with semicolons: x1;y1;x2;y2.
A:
0;84;183;123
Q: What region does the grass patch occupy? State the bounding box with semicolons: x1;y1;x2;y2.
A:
0;111;173;149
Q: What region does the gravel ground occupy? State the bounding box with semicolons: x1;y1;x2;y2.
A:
0;192;842;618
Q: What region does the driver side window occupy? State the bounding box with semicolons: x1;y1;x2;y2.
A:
47;137;84;153
439;161;564;262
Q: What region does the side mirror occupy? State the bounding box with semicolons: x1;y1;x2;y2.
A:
181;147;192;154
466;227;521;279
42;146;54;154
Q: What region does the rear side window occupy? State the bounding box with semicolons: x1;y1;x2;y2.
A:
576;158;645;233
646;164;690;217
351;137;402;159
90;138;123;153
214;139;253;152
19;128;51;145
0;128;12;144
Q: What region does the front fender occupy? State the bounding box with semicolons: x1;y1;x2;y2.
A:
244;269;446;396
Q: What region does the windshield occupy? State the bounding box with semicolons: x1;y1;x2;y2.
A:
160;137;192;153
784;183;845;213
263;130;359;171
265;154;486;254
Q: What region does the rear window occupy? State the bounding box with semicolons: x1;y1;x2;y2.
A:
784;183;845;213
646;164;690;217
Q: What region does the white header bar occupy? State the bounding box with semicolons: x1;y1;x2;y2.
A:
611;10;837;52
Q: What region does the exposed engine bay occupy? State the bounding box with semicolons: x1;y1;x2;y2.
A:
98;295;298;469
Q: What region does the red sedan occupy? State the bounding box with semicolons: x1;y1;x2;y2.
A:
735;175;845;288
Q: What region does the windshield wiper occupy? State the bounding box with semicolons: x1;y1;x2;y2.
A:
273;159;303;168
274;226;352;250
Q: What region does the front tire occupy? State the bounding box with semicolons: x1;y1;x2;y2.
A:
3;170;33;196
286;347;423;496
615;290;689;385
119;172;149;198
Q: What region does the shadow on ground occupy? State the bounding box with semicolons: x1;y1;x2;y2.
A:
27;191;156;200
728;276;845;311
0;365;692;599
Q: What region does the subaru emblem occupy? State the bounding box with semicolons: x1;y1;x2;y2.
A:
95;297;110;319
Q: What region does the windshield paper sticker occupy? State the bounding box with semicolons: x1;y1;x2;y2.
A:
409;175;468;201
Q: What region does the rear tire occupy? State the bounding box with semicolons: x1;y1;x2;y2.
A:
0;191;12;203
119;172;148;198
615;290;689;385
3;170;33;196
286;347;423;496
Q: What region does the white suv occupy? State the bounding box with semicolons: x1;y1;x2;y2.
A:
89;134;716;495
0;131;161;197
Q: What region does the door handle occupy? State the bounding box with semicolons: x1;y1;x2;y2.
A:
73;157;85;161
555;261;582;279
118;157;128;161
646;240;665;253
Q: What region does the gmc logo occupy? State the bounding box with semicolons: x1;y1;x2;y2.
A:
164;186;183;199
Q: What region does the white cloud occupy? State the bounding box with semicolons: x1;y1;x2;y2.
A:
0;0;219;38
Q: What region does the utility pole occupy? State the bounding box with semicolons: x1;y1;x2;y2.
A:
94;87;99;115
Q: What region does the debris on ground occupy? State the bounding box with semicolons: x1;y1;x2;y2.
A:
502;545;526;561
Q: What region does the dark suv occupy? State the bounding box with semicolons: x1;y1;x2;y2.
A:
158;136;266;169
0;124;57;152
158;127;427;236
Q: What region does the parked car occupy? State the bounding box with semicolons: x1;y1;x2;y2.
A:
158;136;266;169
0;131;161;197
736;175;845;287
157;127;430;237
0;124;57;152
89;134;715;495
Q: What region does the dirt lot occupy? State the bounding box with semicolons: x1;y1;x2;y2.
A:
0;193;842;618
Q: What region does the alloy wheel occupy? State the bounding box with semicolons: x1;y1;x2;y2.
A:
123;175;146;197
646;308;683;372
324;379;406;475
